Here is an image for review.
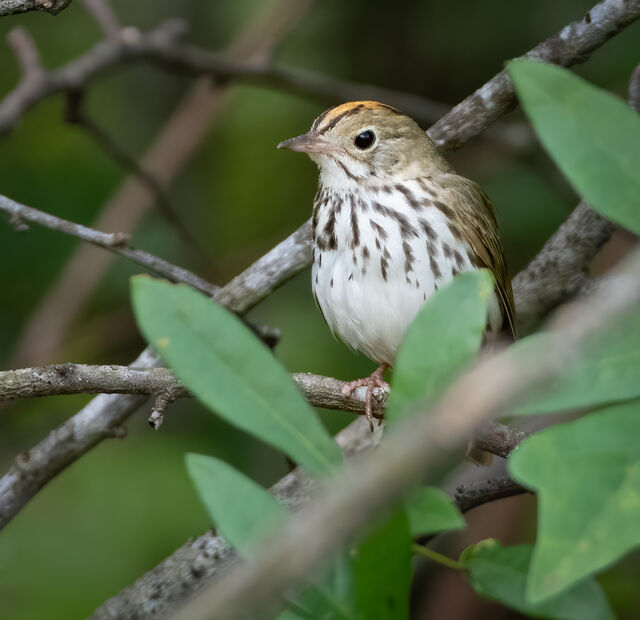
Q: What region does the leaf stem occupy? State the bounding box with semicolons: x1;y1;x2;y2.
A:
412;543;462;570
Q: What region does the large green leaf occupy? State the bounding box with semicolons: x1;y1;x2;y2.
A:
406;487;465;537
513;310;640;415
386;271;493;426
187;453;353;619
186;453;285;553
131;277;342;476
509;401;640;602
508;59;640;235
354;511;412;620
461;540;614;620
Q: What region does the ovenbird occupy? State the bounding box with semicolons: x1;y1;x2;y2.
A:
278;101;515;431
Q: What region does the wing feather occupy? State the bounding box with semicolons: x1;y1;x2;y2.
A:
444;176;517;339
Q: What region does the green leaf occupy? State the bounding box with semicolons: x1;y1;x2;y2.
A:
508;59;640;235
131;276;342;476
406;487;465;537
354;511;412;620
509;401;640;602
513;310;640;415
461;540;614;620
386;271;493;426
187;454;354;619
186;453;285;553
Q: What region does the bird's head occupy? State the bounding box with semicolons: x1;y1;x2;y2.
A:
278;101;448;186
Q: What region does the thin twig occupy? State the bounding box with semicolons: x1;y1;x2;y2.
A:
64;91;212;264
80;0;120;40
6;27;41;76
0;193;219;297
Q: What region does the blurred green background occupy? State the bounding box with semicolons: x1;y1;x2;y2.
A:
0;1;638;618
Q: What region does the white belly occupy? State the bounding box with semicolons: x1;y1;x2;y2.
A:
311;182;501;364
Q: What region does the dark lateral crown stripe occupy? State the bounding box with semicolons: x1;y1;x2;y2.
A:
313;101;405;134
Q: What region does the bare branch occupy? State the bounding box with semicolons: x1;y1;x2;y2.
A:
148;391;176;430
0;193;219;297
428;0;640;150
80;0;120;40
173;249;640;620
0;0;71;17
0;363;523;463
0;19;188;135
7;27;42;77
513;203;615;332
454;476;527;513
0;21;446;135
4;0;637;137
0;364;188;401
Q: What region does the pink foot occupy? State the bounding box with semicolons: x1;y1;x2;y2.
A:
342;363;390;432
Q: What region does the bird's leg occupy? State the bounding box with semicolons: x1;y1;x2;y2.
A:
341;363;390;432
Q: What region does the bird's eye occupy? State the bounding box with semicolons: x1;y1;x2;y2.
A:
354;130;375;150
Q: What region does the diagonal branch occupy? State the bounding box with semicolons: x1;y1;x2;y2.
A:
80;0;120;40
428;0;640;150
64;91;211;263
0;193;219;297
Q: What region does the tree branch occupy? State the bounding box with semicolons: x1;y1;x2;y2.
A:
454;476;527;513
0;18;445;135
0;0;71;17
80;0;120;40
0;193;219;297
0;362;526;461
3;0;638;137
513;203;615;332
428;0;640;150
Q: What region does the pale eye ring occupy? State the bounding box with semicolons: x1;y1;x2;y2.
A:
354;130;375;150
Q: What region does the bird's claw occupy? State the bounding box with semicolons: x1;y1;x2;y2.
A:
341;364;389;432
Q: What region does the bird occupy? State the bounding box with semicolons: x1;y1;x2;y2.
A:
278;101;515;432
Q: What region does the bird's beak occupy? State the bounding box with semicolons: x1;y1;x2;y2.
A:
277;132;333;155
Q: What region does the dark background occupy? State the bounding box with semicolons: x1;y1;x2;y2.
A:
0;1;638;618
